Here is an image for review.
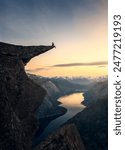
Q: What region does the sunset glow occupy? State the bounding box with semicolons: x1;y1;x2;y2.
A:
0;0;108;77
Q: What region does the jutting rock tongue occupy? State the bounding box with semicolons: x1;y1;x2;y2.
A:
0;41;55;64
0;42;55;150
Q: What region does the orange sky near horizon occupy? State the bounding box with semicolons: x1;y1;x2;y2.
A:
0;0;107;77
26;17;108;77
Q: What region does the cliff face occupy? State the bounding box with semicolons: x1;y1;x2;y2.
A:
67;81;108;150
35;124;85;150
28;74;67;118
83;80;108;106
0;42;55;150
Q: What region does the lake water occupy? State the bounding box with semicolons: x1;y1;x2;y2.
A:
35;92;85;144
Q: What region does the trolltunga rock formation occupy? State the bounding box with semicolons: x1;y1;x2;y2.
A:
0;42;55;150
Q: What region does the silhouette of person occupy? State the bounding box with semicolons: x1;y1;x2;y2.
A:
52;42;56;48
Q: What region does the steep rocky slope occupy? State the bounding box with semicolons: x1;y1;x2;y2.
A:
0;42;55;150
66;81;108;150
29;74;86;140
28;74;62;118
33;80;107;150
34;124;85;150
29;74;87;117
83;80;108;106
1;41;107;150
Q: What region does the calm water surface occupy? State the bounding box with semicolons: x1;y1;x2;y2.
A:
36;92;85;144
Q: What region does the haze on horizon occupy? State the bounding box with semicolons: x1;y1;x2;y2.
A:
0;0;108;77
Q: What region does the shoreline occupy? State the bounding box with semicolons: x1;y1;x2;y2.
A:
33;92;84;147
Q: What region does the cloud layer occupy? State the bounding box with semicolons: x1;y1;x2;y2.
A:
26;61;108;73
52;61;108;67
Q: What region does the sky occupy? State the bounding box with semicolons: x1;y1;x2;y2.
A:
0;0;108;77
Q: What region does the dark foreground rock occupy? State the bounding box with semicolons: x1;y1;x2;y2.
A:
34;124;85;150
0;42;55;150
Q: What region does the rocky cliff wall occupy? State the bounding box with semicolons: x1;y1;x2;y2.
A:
34;124;85;150
0;42;54;150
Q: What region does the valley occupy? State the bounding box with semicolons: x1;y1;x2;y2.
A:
30;74;108;150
